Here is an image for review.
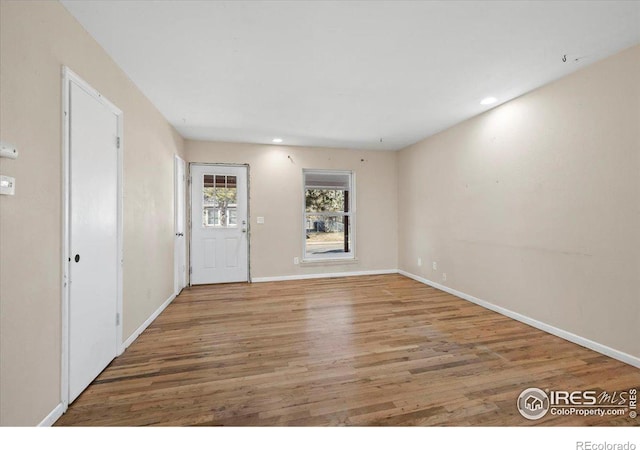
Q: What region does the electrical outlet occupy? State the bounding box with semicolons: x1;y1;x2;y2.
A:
442;273;447;281
293;257;299;265
417;257;422;267
432;261;437;271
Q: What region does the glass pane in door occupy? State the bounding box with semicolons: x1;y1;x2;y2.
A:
203;174;238;227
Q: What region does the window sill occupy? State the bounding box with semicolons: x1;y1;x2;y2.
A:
300;257;359;266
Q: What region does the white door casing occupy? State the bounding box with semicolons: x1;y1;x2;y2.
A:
65;71;122;404
190;164;248;284
174;155;187;295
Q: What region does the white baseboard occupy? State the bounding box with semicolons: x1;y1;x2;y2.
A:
252;269;398;283
121;293;176;352
398;270;640;369
38;402;65;427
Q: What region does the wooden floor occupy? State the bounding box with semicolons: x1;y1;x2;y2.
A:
55;274;639;426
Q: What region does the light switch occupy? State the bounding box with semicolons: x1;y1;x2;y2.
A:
0;175;15;195
257;216;265;224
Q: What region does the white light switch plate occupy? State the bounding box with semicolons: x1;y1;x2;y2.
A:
0;175;16;195
257;216;265;224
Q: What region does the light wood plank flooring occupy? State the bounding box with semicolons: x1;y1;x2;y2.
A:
55;274;639;426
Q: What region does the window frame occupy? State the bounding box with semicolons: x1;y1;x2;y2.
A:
302;169;356;262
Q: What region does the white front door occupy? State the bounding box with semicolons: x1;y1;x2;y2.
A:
190;164;248;284
174;155;187;295
68;80;120;403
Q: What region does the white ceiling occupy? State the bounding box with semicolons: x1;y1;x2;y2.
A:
61;1;640;151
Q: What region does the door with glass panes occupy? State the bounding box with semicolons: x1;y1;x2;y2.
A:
190;164;248;284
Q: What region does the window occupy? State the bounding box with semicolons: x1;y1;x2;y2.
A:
202;174;237;228
303;169;354;260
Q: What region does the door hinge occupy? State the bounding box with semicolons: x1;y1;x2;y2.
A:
116;136;121;149
189;266;192;275
116;313;120;326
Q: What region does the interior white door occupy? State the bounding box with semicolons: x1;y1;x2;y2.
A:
190;164;248;284
174;155;187;294
68;82;119;403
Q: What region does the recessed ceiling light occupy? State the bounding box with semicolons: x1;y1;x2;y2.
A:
272;138;283;143
480;97;497;105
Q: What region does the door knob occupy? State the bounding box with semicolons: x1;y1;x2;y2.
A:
74;254;80;263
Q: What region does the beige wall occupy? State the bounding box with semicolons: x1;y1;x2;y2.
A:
0;1;184;425
187;141;398;279
398;45;640;359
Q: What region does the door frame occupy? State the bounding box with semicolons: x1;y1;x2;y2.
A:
188;163;251;285
60;67;124;410
174;155;187;296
